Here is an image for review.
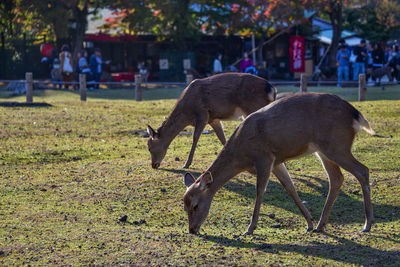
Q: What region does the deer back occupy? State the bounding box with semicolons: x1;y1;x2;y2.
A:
229;93;363;164
181;73;276;120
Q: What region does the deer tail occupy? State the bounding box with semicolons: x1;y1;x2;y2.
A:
352;109;375;135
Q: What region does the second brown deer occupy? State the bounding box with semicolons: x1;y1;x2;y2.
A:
183;93;375;235
147;73;276;169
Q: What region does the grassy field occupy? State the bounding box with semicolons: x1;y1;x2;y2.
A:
0;85;399;265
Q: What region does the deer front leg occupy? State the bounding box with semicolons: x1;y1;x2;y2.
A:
272;163;313;231
209;120;226;145
183;117;208;169
245;159;273;235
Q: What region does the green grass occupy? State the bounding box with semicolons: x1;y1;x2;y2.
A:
0;85;399;265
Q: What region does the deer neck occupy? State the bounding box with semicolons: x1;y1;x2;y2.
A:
158;113;189;148
206;147;241;194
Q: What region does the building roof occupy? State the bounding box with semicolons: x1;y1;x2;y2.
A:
313;17;364;46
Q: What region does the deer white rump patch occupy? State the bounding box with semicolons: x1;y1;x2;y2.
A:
268;90;275;102
353;116;375;135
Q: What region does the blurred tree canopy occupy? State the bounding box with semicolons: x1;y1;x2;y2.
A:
5;0;107;62
2;0;400;67
101;0;307;50
343;0;400;44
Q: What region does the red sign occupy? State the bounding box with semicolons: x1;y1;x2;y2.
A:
289;36;305;73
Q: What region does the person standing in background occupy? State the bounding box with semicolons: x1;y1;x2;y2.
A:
389;45;400;82
59;44;73;89
352;39;367;81
50;48;62;89
371;43;385;83
138;59;149;82
336;44;350;87
372;43;385;70
79;50;93;88
239;52;253;73
213;53;223;74
90;48;103;89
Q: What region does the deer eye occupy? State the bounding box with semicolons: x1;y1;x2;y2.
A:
192;204;198;211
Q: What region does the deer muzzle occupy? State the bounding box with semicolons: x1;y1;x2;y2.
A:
189;227;199;235
152;162;160;169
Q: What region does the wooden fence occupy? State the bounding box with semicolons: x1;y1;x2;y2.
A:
0;72;389;103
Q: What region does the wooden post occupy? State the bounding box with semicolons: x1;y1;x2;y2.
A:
79;74;87;102
1;32;4;78
251;34;256;66
358;74;366;101
25;72;33;103
23;33;27;74
300;74;308;92
186;74;193;85
135;74;142;101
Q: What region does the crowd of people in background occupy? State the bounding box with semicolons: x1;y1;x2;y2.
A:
40;40;400;89
337;39;400;86
41;45;106;90
213;51;259;76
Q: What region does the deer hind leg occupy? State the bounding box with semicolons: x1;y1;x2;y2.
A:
320;151;373;232
314;152;345;232
273;163;313;231
183;115;208;169
209;120;226;145
245;158;274;235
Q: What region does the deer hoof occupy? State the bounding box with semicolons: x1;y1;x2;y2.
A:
243;231;253;235
361;228;370;233
313;228;323;233
183;161;192;168
306;227;313;232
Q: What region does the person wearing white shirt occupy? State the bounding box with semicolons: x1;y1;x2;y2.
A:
213;53;223;74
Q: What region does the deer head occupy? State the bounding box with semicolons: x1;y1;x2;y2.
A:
183;172;214;234
147;125;167;169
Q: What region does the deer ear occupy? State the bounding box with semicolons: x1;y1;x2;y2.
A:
184;173;196;188
200;171;213;188
147;125;158;138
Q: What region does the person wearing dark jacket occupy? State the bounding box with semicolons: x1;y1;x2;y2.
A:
372;44;385;68
371;43;385;82
352;39;367;80
389;45;400;82
90;48;103;89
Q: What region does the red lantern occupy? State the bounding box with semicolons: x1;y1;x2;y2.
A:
40;43;54;57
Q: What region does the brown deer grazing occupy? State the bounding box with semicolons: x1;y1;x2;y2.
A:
147;73;277;169
183;93;375;234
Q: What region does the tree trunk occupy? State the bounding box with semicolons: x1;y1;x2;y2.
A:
328;0;343;70
173;0;190;50
72;5;88;66
257;35;265;64
53;26;65;52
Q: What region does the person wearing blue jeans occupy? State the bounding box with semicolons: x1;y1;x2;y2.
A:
336;44;350;87
353;39;367;81
90;48;103;89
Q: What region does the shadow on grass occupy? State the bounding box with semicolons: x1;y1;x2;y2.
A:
84;87;185;101
0;101;52;107
160;167;201;177
225;174;400;226
1;88;185;102
202;233;400;265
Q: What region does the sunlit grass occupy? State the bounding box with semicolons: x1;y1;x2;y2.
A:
0;86;399;265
